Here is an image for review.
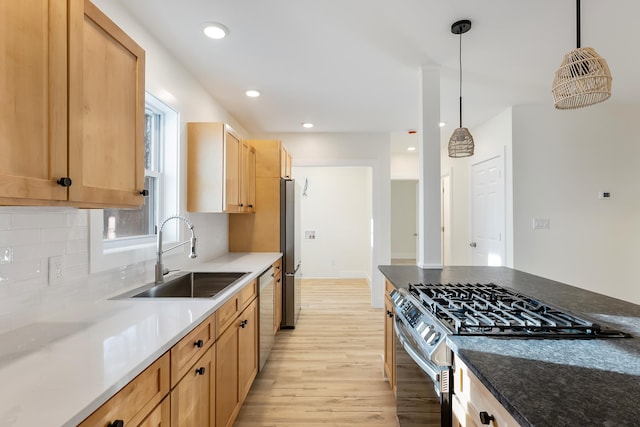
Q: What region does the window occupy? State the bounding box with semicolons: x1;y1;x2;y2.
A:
89;93;180;273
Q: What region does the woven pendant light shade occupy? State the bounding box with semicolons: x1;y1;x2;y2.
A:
448;127;474;158
552;47;612;109
448;20;474;158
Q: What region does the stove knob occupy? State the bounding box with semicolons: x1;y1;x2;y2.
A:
427;332;441;345
420;325;433;339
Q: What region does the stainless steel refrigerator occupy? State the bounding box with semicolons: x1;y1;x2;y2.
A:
280;179;302;328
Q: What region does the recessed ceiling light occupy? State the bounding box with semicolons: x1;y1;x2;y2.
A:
203;22;229;39
301;122;314;129
245;90;261;98
439;121;446;127
407;146;417;152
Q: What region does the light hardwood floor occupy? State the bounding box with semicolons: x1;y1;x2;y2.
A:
234;278;397;427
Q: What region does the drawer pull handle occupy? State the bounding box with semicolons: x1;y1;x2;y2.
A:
194;339;204;348
479;411;495;425
107;420;124;427
196;367;206;375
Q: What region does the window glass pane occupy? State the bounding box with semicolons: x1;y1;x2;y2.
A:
103;176;156;240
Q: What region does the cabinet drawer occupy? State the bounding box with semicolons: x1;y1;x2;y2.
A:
171;315;215;387
454;356;521;427
216;294;241;338
272;258;282;276
385;279;395;295
78;352;170;427
239;279;258;310
139;395;170;427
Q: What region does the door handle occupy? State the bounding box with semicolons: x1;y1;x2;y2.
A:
469;242;477;248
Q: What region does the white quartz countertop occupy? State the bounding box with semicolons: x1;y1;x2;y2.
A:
0;252;281;427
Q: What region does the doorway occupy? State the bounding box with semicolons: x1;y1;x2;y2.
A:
390;180;418;265
470;155;506;266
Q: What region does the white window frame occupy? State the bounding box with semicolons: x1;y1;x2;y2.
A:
89;92;181;274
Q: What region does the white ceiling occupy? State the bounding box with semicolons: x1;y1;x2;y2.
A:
117;0;640;144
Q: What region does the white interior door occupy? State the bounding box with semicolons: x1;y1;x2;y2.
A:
471;156;505;266
441;175;451;265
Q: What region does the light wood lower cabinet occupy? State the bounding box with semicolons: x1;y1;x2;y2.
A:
79;280;261;427
383;280;396;396
453;354;521;427
78;353;170;427
216;297;259;427
139;396;170;427
171;344;216;426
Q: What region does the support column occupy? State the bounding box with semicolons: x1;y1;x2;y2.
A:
417;66;442;268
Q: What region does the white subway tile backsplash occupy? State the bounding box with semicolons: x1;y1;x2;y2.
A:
0;229;42;246
66;210;89;227
65;238;88;255
11;213;67;229
0;214;11;230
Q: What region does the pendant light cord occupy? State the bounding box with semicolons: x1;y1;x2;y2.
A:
576;0;581;48
458;30;463;128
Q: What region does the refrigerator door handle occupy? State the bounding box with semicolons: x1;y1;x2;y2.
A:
285;261;302;277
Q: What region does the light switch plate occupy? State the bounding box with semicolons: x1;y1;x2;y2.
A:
533;218;550;230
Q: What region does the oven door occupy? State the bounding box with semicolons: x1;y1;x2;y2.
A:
394;316;451;427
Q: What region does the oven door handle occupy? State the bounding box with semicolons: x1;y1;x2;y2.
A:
394;316;443;392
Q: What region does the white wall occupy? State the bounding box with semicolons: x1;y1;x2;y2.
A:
441;108;513;266
294;167;372;280
0;1;239;334
512;103;640;305
391;153;419;179
255;132;391;308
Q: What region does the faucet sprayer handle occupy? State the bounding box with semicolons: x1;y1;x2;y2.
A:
190;236;197;259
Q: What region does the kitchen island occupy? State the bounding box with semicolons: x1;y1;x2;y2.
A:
379;265;640;427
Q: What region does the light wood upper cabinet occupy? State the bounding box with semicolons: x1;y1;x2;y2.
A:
0;0;145;207
0;0;68;203
68;0;145;207
281;147;292;179
240;142;257;213
187;122;247;213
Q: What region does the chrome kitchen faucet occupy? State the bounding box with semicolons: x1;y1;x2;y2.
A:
155;215;197;284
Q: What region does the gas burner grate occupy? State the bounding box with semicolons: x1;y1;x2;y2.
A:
407;282;629;338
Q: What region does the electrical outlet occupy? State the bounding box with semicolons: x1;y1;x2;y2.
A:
48;256;64;286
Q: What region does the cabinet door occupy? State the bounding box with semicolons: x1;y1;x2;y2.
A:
0;0;68;202
224;128;241;212
68;0;145;207
171;344;216;427
139;396;170;427
383;296;395;393
274;272;283;333
216;319;239;427
240;142;256;212
238;298;259;401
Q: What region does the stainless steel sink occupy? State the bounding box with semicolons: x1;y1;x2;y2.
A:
124;271;250;298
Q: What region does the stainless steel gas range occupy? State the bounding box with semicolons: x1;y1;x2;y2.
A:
389;282;631;427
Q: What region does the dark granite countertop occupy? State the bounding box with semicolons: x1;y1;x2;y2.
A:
379;265;640;427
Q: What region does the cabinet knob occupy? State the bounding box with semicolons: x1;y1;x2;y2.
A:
194;339;204;348
479;411;495;425
240;319;248;328
107;420;124;427
196;367;206;375
56;177;72;187
239;203;244;207
139;189;149;196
